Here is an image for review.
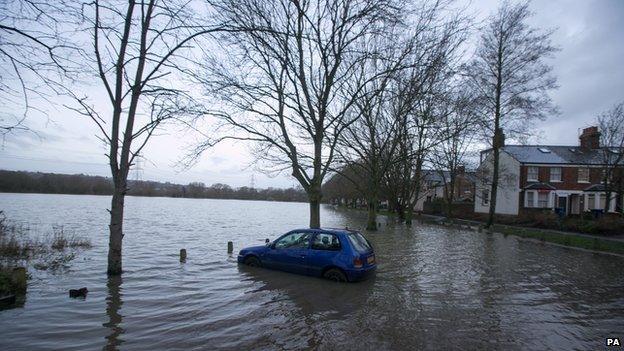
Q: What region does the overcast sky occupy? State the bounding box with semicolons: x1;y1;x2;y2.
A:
1;0;623;188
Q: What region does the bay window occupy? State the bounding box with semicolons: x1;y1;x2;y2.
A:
587;194;596;210
599;194;606;210
537;192;549;207
526;191;534;207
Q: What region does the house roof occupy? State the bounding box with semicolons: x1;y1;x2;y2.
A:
523;182;556;190
421;169;477;185
422;170;448;183
499;145;623;165
583;184;606;192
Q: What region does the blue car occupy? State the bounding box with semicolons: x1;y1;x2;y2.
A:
237;228;376;282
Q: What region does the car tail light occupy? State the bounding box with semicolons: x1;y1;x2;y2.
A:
353;257;363;268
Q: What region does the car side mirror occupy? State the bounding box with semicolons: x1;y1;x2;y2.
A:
265;238;270;246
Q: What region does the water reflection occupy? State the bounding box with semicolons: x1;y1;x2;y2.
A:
238;265;375;316
103;275;124;351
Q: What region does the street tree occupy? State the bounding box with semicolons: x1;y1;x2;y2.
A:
192;0;402;228
67;0;228;275
465;1;558;227
597;102;624;213
430;88;479;217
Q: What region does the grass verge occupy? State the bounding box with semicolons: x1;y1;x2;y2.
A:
491;224;624;255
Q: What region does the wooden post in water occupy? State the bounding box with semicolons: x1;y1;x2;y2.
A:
227;241;233;253
180;249;187;262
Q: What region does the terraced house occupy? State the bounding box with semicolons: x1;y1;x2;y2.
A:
475;127;624;216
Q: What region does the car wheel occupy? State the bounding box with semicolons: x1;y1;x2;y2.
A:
244;256;261;267
323;268;347;282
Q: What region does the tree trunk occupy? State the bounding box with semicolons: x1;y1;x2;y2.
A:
618;178;624;214
108;187;125;275
397;203;405;221
405;206;413;225
487;145;500;228
487;34;504;229
446;175;455;218
406;168;422;226
605;190;612;213
308;187;322;229
366;196;378;231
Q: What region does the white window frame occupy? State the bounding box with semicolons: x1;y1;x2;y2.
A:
577;168;589;183
550;167;562;182
537;192;549;208
527;166;539;182
526;191;535;207
587;194;596;210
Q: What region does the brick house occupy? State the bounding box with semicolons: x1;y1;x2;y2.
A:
415;167;476;212
475;127;623;216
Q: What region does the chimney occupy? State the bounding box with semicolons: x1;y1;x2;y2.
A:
579;126;601;149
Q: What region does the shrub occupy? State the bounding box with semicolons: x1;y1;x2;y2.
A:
593;216;624;236
1;213;91;271
50;226;91;250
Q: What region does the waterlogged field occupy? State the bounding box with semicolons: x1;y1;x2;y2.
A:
0;193;623;350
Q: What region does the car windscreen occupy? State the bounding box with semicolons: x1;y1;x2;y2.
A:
346;232;372;253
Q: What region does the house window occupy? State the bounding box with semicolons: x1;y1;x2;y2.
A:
482;189;489;205
550;167;562;182
587;194;596;210
537;192;549;208
599;194;607;210
527;166;539;182
577;168;589;183
526;191;534;207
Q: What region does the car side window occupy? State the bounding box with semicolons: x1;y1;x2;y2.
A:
274;232;311;249
311;233;341;251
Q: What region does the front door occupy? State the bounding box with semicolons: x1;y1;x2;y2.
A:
558;196;568;215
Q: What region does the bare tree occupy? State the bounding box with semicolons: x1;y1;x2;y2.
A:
0;0;75;137
430;87;479;217
332;37;410;230
66;0;229;275
333;1;468;229
597;102;624;214
465;1;558;227
192;0;401;228
392;14;468;225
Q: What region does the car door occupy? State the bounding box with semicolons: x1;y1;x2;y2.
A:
307;233;342;277
264;232;312;274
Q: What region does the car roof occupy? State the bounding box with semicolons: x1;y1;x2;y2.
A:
288;227;360;235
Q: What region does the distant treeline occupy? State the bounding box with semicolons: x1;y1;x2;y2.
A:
0;170;308;203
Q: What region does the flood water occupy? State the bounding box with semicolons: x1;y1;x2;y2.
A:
0;193;622;350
